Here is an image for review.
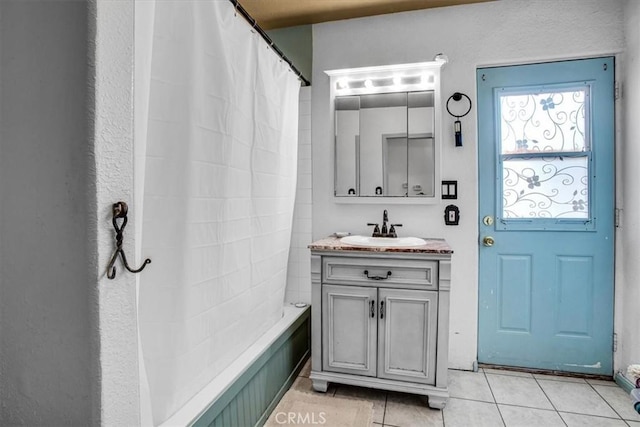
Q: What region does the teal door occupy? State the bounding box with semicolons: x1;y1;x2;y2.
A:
477;58;615;375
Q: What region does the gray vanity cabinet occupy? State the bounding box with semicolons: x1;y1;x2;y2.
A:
322;285;437;385
309;241;452;409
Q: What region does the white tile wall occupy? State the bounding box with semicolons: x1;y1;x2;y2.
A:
286;86;313;304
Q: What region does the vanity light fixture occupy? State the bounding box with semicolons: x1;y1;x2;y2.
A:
334;75;429;92
327;58;447;96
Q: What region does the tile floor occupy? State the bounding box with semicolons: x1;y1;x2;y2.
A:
291;360;640;426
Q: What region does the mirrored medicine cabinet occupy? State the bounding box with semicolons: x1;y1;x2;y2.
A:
326;61;445;204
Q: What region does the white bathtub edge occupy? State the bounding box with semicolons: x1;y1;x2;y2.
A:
160;305;308;427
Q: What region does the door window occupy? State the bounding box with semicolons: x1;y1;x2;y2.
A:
497;86;593;228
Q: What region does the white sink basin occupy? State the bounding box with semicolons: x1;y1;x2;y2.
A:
340;235;427;247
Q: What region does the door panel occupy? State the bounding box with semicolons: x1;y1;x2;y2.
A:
322;285;377;376
555;256;593;336
377;288;437;384
478;58;615;375
497;255;532;333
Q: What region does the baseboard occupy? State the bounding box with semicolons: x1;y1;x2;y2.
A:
614;371;635;393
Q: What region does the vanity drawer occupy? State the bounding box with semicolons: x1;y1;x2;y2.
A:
322;257;438;289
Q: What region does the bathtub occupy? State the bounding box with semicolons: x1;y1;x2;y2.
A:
160;305;310;427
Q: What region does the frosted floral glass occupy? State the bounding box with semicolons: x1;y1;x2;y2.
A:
500;89;588;154
502;156;588;219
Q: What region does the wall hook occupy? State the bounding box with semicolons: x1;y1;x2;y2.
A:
107;201;151;279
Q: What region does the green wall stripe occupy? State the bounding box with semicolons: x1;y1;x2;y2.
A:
192;307;310;427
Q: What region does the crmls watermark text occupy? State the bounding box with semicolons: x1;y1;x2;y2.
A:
274;411;327;425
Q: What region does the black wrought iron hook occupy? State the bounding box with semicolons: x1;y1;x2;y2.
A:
107;201;151;279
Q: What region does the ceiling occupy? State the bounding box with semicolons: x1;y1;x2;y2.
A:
240;0;494;30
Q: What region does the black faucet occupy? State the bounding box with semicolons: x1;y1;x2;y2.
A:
381;210;389;236
388;223;402;238
367;223;381;237
368;210;402;238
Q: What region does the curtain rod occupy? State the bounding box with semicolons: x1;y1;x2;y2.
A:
229;0;311;87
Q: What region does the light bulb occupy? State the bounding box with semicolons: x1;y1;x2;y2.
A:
393;76;402;86
421;74;434;85
364;79;373;89
337;78;348;89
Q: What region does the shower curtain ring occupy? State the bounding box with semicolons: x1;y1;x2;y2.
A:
106;201;152;280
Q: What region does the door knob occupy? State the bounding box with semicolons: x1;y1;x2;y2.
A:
483;236;495;247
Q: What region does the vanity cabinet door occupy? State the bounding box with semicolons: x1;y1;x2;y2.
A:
377;288;438;385
322;285;377;377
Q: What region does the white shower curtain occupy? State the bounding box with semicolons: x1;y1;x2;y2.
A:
135;1;300;423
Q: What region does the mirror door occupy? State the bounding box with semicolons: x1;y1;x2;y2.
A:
334;91;435;198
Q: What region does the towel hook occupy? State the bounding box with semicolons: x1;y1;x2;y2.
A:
446;92;472;147
106;201;151;279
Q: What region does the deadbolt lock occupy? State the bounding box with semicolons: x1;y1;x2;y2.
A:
482;215;494;226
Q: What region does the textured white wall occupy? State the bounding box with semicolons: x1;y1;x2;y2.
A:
0;1;94;424
89;0;140;424
0;1;139;425
312;0;625;370
286;87;313;304
619;0;640;379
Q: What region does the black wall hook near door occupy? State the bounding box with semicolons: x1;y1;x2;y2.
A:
107;201;151;279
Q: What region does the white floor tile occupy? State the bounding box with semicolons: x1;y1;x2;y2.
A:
448;369;494;403
291;376;314;394
384;391;443;427
292;376;336;396
559;412;627;426
334;385;387;425
442;398;504;427
533;373;586;383
586;378;618;387
499;404;565;427
486;374;553;409
538;379;619;418
287;362;638;427
592;384;640;421
483;368;534;378
299;358;311;378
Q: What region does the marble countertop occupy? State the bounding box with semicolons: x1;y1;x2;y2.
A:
308;235;453;254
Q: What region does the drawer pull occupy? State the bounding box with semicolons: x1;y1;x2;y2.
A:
426;269;431;283
380;301;385;319
370;300;375;318
363;270;392;280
